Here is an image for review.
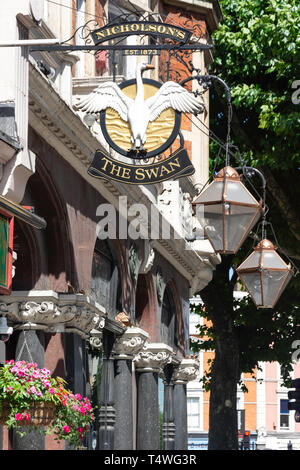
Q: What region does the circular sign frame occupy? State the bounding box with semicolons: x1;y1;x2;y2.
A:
99;78;182;159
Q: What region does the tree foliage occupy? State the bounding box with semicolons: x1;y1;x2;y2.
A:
192;0;300;390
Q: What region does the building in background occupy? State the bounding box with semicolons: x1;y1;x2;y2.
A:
0;0;222;450
187;294;300;450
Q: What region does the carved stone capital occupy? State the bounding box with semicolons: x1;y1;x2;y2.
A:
113;327;149;359
172;358;200;384
0;290;107;339
134;343;174;372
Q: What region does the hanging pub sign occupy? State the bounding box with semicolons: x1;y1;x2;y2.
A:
74;21;205;185
87;146;195;185
91;21;192;45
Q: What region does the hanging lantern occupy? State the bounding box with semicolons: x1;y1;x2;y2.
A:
193;166;263;254
236;239;294;309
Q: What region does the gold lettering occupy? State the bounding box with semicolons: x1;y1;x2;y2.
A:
168;158;181;172
166;27;176;37
176;30;186;40
148;24;157;33
130;23;139;32
135;168;145;180
121;167;131;179
95;31;106;39
144;167;160;179
157;25;166;34
111;26;120;35
101;157;111;172
159;164;171;176
110;163;122;177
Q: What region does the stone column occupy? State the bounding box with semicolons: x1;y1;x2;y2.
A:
13;329;45;450
172;358;199;450
98;329;115;450
113;327;149;450
134;343;173;450
161;359;181;451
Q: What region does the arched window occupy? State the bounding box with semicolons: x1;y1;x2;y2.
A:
91;239;122;317
161;285;178;348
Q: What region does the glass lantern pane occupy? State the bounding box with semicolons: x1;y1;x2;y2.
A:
262;270;293;307
237;251;262;270
225;181;259;205
262;251;289;269
194;181;224;204
239;272;262;306
261;270;288;307
224;205;260;253
203;205;224;252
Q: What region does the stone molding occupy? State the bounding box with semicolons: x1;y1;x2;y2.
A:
113;327;149;359
0;290;106;339
134;342;174;372
172;358;200;384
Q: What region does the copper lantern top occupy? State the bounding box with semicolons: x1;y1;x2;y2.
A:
254;239;276;251
215;166;241;181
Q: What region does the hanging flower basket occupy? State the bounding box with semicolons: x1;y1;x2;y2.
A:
0;399;56;427
0;360;95;446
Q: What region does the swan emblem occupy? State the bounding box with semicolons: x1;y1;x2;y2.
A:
74;62;205;152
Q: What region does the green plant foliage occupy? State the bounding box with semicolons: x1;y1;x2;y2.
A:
191;0;300;388
0;360;95;447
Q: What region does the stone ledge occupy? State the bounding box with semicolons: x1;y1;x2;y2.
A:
0;290;107;339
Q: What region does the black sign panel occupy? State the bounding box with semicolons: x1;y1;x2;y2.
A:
92;22;192;45
88;147;195;185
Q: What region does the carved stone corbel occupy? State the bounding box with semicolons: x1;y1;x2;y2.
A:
113;327;149;360
172;358;200;384
134;342;173;373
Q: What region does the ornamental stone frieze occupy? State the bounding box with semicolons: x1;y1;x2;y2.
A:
0;290;106;339
134;342;174;373
113;327;149;360
172;358;200;384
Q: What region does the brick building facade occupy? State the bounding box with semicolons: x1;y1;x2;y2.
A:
0;0;221;450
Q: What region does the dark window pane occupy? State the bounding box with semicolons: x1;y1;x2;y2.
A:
280;399;289;414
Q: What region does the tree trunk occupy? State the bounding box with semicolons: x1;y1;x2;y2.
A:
200;256;240;450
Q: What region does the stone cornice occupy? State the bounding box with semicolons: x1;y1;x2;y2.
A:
0;290;106;339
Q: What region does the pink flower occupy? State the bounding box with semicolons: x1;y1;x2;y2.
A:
24;412;30;421
49;388;55;394
15;413;23;421
75;393;82;400
63;425;70;433
79;406;86;415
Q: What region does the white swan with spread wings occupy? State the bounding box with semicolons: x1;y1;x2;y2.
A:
74;62;205;151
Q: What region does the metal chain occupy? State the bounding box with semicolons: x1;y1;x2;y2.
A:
16;329;35;364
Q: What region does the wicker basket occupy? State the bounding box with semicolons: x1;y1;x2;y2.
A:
0;401;56;427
